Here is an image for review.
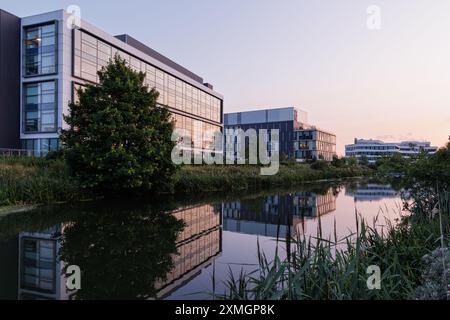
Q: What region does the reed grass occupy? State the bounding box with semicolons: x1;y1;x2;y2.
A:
218;193;450;300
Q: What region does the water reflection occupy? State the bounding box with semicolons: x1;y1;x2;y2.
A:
156;204;222;299
223;188;338;238
346;184;400;202
0;181;404;300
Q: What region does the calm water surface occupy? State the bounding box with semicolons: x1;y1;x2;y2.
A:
0;180;407;300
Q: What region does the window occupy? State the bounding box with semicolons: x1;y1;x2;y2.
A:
23;81;57;133
22;139;60;157
24;22;57;76
73;29;223;121
21;238;56;293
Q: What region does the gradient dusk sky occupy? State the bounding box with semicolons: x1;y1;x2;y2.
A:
1;0;449;154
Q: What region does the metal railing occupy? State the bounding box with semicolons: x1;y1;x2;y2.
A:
0;148;35;157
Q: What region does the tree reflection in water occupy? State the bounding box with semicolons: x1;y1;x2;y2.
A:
58;204;184;300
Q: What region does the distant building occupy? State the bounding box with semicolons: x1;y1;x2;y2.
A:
345;139;438;164
224;107;336;161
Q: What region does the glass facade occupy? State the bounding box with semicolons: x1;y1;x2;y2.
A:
171;113;220;151
21;238;57;293
24;22;57;76
73;29;222;124
294;129;336;161
23;81;57;133
72;29;222;154
21;138;60;157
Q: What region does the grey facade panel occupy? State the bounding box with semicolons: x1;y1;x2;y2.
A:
225;107;295;126
115;34;204;84
0;9;21;149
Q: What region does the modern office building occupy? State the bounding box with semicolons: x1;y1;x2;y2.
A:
224;107;336;161
0;236;19;299
345;139;438;164
294;127;336;161
0;8;223;156
224;107;307;159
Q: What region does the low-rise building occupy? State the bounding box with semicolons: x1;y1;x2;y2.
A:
345;139;438;164
294;127;336;161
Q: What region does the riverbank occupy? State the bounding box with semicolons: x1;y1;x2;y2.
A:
0;156;372;208
174;163;370;193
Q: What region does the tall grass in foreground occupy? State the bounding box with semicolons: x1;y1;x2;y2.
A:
0;156;85;207
219;193;450;300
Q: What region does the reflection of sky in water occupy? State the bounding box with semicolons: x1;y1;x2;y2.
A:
0;182;408;300
166;183;407;300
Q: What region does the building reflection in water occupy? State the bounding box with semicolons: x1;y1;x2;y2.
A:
1;183;403;300
155;204;222;299
18;226;72;300
12;204;222;300
0;235;19;299
345;184;399;202
223;188;337;238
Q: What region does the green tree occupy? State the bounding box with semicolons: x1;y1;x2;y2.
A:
62;55;177;194
376;153;407;175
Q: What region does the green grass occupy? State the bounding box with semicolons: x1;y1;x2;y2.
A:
175;163;371;193
0;157;371;208
0;156;86;207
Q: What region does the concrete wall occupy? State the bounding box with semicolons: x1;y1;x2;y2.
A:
0;9;21;149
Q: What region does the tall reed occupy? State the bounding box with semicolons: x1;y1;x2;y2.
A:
218;196;449;300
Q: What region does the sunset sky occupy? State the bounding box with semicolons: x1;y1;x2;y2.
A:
2;0;449;154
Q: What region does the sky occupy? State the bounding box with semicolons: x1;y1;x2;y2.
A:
1;0;449;155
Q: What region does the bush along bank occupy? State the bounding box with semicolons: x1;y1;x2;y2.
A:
174;163;372;194
1;156;371;208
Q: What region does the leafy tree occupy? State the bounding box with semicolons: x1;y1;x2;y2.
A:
331;155;346;168
310;160;330;171
62;55;177;194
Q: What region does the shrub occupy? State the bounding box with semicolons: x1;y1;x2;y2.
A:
62;55;177;195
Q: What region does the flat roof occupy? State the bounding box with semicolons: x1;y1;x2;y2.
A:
19;9;223;100
115;34;204;84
